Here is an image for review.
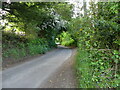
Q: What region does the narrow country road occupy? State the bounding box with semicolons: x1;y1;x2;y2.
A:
2;46;73;88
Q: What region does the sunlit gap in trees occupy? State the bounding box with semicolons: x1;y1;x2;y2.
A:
69;0;92;18
0;7;25;36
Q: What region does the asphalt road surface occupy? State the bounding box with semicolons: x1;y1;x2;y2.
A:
2;46;72;88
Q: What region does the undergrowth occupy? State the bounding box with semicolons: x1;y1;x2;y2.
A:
76;49;120;88
2;32;53;62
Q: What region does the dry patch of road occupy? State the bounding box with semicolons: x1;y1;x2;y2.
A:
40;49;77;88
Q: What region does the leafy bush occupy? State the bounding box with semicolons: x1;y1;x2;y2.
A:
59;31;74;46
3;48;21;60
76;49;120;88
27;44;47;55
27;38;50;55
2;37;51;61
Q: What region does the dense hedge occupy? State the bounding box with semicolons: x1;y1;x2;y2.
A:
2;31;54;63
76;49;120;88
67;2;120;88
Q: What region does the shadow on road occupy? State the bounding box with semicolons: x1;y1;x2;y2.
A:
57;45;73;49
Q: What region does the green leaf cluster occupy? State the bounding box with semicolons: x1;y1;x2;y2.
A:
59;31;74;46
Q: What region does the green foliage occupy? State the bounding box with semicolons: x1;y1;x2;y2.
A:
59;31;74;46
53;3;73;21
28;44;46;55
67;2;120;88
67;2;120;49
68;16;120;49
2;2;73;62
3;43;27;60
3;2;73;40
27;38;49;55
3;41;50;61
76;49;120;88
2;32;51;61
76;50;93;88
93;18;120;49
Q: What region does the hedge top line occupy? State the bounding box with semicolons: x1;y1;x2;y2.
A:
1;0;119;3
